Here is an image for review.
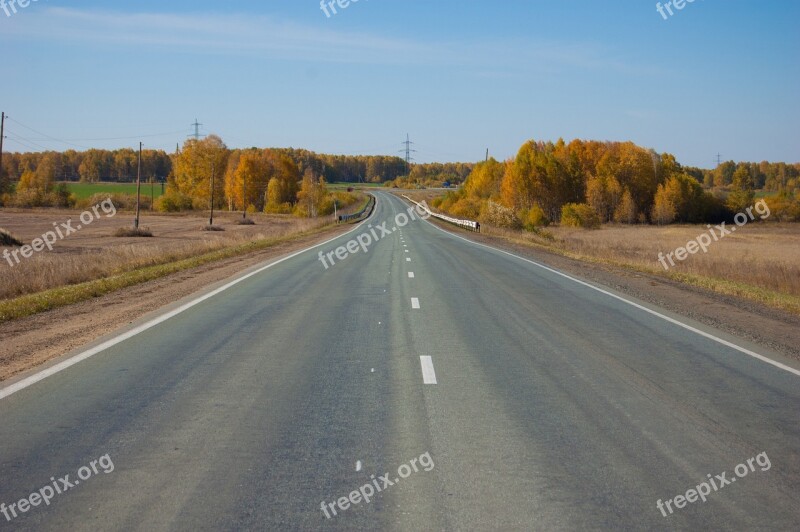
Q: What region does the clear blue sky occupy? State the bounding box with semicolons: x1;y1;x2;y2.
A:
2;0;798;167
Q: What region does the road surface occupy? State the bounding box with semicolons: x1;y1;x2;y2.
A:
1;192;798;530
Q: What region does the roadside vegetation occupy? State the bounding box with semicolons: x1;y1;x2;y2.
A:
433;139;800;228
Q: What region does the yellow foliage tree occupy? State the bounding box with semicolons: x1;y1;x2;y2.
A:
172;135;230;209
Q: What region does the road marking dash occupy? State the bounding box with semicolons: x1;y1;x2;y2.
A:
420;356;437;384
411;297;420;309
406;258;411;262
356;460;362;471
408;272;415;278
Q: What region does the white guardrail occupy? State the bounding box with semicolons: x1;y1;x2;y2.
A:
402;195;480;232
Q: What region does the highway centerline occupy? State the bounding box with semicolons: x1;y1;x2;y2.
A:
420;356;437;384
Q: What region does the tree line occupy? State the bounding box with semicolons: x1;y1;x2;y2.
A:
434;139;800;228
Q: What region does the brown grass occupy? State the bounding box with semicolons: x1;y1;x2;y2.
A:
0;210;330;300
113;226;153;238
478;222;800;312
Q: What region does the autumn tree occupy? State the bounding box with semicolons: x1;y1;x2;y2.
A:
613;189;637;224
225;149;272;212
652;184;676;225
296;169;328;217
727;165;755;212
173;135;230;209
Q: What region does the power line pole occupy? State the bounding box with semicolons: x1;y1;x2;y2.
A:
242;168;247;220
0;112;5;190
715;153;722;167
400;134;416;176
190;119;204;141
134;142;142;229
209;163;216;226
485;148;489;162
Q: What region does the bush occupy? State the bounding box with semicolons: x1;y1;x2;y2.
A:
770;196;800;222
113;226;153;238
481;200;521;229
561;203;601;229
155;191;193;212
9;185;74;208
520;205;550;230
264;202;293;214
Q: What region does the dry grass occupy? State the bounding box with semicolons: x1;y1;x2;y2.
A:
113;226;153;238
0;209;330;301
480;222;800;312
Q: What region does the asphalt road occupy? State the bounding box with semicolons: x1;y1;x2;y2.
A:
1;192;798;531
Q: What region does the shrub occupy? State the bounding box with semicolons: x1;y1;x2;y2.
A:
264;202;293;214
155;190;193;212
113;226;153;238
561;203;601;229
520;205;550;230
481;200;521;229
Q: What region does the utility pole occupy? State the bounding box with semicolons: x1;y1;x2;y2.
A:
190;119;204;141
150;176;155;211
0;112;5;190
715;153;722;167
209;163;216;226
485;148;489;162
242;170;247;220
400;134;416;176
134;142;142;229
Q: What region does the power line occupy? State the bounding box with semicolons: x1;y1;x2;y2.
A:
6;132;51;152
6;117;90;150
21;130;186;142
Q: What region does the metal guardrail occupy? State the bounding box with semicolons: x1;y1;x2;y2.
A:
402;195;480;233
338;194;375;223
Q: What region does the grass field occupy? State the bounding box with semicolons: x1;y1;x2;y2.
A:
65;182;166;200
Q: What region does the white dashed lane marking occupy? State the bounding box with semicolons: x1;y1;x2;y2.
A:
420;356;437;384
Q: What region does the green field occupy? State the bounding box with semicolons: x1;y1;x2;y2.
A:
64;182;165;200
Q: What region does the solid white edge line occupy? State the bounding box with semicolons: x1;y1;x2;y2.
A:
0;210;375;401
420;356;437;384
418;207;800;379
